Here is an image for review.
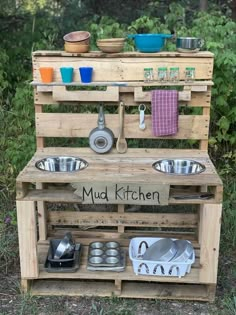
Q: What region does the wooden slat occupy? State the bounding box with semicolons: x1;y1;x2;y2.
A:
36;113;209;139
36;183;47;241
33;56;213;81
34;89;211;107
16;149;222;187
16;201;39;278
198;204;222;283
29;279;215;301
33;50;214;58
47;211;198;228
52;86;119;102
134;87;191;102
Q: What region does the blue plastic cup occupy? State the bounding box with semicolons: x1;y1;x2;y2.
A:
60;67;74;83
79;67;93;83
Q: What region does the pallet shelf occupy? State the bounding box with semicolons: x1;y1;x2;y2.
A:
16;50;223;301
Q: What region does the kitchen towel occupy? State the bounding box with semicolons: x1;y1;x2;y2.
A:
151;90;178;136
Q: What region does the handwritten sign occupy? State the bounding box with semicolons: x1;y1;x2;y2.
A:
72;182;169;205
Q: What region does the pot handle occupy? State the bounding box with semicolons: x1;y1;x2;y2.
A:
198;39;204;47
127;34;136;39
161;34;173;39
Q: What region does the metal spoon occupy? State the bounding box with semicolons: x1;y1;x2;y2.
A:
116;101;127;153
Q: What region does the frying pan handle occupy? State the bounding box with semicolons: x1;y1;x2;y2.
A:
97;104;105;129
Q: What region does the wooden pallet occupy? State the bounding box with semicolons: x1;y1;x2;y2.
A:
16;51;223;301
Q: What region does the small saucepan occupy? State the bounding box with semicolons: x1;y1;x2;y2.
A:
176;37;204;52
89;104;114;154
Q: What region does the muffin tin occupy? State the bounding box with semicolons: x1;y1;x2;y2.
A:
87;241;126;272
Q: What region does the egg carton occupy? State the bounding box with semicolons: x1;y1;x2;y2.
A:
129;237;195;278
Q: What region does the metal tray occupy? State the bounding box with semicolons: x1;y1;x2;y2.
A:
87;241;122;267
87;249;126;272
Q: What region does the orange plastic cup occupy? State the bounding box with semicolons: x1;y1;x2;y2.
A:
39;67;53;83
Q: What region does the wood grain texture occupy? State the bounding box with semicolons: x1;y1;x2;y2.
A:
35;113;210;139
198;203;222;283
17;201;39;278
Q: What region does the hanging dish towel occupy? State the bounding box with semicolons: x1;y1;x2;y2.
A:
151;90;178;136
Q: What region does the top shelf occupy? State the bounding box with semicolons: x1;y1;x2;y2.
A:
32;50;214;58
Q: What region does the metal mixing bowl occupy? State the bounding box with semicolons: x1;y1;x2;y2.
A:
35;156;88;172
152;159;205;175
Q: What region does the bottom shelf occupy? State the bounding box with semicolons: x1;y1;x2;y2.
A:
25;279;216;302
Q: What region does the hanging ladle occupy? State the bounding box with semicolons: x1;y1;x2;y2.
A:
116;101;127;153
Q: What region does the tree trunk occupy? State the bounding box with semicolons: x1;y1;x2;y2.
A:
199;0;208;11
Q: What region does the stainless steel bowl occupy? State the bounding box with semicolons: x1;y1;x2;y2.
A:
176;37;204;52
35;156;88;172
152;159;205;175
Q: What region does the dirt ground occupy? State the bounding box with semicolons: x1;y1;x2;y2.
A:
0;253;235;315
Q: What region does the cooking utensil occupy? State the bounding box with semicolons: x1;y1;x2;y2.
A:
54;232;75;259
152;159;206;175
143;238;177;261
89;104;114;154
128;34;172;53
176;37;204;52
139;104;146;130
116;101;127;153
171;240;194;262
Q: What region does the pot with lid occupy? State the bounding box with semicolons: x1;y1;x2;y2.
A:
89;104;114;154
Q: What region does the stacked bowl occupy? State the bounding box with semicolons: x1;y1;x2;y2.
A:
96;38;125;53
64;31;90;53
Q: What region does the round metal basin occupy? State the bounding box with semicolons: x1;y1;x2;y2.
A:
152;159;205;175
35;156;88;172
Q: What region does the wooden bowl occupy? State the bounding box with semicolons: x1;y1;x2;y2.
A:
64;42;89;53
63;31;90;42
96;41;124;53
97;38;125;44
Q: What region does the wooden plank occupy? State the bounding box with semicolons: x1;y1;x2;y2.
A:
16;182;28;199
36;183;47;241
33;56;213;81
52;86;119;102
16;149;223;187
34;88;211;107
35;105;44;149
33;50;214;58
36;113;210;139
134;87;191;102
198;204;222;284
18;189;83;202
47;211;198;228
191;85;208;92
21;279;31;293
16;201;39;278
72;182;170;205
118;204;125;233
30;279;215;301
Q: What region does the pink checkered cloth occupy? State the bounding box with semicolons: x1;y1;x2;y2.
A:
151;90;178;136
